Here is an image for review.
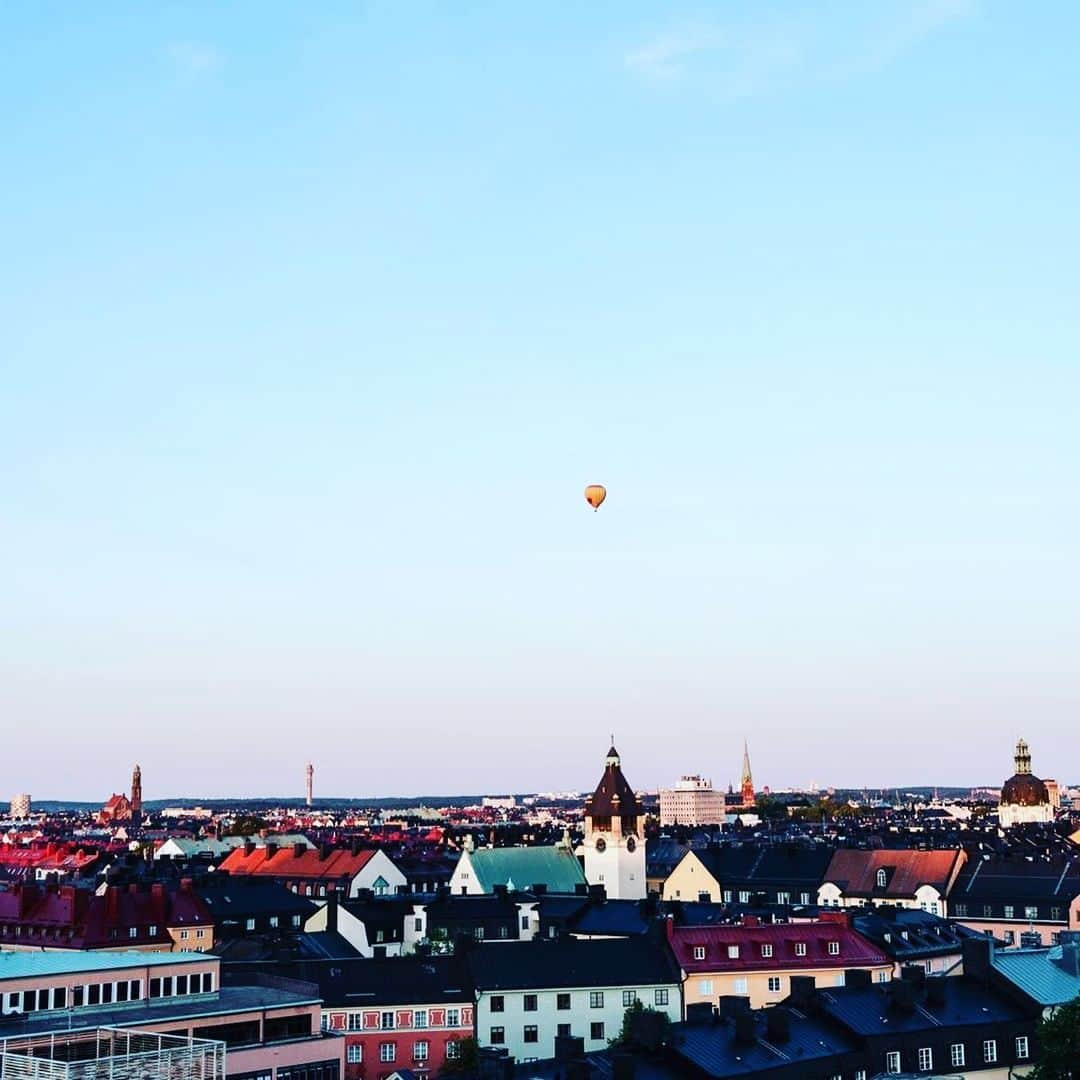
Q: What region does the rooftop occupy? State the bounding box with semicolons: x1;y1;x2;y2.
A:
0;950;210;982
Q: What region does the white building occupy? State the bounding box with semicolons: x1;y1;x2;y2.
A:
577;744;646;901
998;738;1056;828
658;776;725;827
469;937;681;1063
9;795;31;820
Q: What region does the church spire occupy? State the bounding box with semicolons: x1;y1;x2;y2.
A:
740;740;755;808
1014;737;1032;776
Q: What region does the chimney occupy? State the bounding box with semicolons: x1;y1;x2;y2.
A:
1054;931;1080;978
788;975;817;1010
293;842;307;858
962;935;994;983
733;1011;756;1045
844;968;872;989
588;884;606;903
900;963;926;986
243;839;255;856
742;915;760;928
151;882;164;899
265;842;278;858
179;878;193;893
888;978;916;1013
765;1007;791;1044
925;976;946;1006
326;890;338;934
128;883;139;895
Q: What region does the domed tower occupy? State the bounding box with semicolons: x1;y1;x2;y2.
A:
578;743;646;900
999;737;1053;828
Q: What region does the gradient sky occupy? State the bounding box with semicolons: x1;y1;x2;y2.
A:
3;1;1078;800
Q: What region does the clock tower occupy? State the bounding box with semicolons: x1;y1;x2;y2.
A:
578;743;646;900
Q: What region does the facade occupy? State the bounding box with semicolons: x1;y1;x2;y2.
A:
0;949;343;1080
467;936;681;1063
662;844;831;907
316;958;474;1080
818;848;966;914
0;880;212;953
217;843;406;899
998;738;1055;827
669;913;892;1010
658;776;726;827
577;744;646;901
9;794;31;820
950;854;1080;946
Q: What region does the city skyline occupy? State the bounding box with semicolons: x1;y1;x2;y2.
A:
4;3;1078;797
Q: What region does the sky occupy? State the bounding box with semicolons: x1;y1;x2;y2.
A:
2;1;1078;800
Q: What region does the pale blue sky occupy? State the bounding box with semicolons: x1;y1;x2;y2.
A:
2;2;1077;799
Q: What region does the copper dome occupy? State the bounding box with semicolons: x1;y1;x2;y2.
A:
1000;772;1050;807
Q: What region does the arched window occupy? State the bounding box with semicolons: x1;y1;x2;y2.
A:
876;869;887;888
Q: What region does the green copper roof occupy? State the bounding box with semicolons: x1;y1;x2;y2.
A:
993;945;1080;1006
468;846;586;894
0;950;210;982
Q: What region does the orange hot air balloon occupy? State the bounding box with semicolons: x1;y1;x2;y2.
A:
584;484;607;511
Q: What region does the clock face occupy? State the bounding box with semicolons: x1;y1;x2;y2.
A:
594;837;607;853
626;836;637;852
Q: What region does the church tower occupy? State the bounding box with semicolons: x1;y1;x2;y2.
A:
578;743;646;900
130;764;142;820
740;740;755;809
1014;738;1032;775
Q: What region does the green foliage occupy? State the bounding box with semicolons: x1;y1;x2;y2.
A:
438;1037;478;1074
225;815;269;837
1028;996;1080;1079
612;999;671;1054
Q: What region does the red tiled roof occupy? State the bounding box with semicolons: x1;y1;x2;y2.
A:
822;849;964;898
218;844;378;881
667;917;888;972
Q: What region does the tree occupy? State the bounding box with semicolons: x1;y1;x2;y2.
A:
1029;996;1080;1079
438;1037;478;1075
611;999;671;1054
226;815;269;837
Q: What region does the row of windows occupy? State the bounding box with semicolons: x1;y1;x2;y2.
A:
4;980;144;1015
690;941;838;961
347;1040;461;1064
883;1037;1029;1073
952;902;1063;920
489;989;669;1012
336;1007;464;1031
149;972;214;998
490;1023;607;1045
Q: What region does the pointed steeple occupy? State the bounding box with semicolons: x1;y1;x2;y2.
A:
740;740;755;808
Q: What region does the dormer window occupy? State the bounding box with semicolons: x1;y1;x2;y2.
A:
795;942;807;957
876;869;887;888
761;944;773;958
693;946;706;961
727;945;739;959
828;941;840;956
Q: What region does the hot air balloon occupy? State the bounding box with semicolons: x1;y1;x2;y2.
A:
584;484;607;511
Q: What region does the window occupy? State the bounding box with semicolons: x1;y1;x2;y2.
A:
953;903;967;916
983;1039;997;1063
620;991;634;1007
589;991;604;1008
523;1026;538;1044
346;1046;362;1064
88;985;101;1006
72;986;84;1008
800;893;811;905
148;924;157;936
918;1047;932;1071
446;1041;461;1061
722;890;732;903
176;975;188;995
767;977;782;993
292;915;302;928
733;978;748;995
1016;1035;1029;1060
699;979;713;995
347;1013;362;1031
761;944;773;958
522;994;538;1012
950;1043;965;1067
269;916;279;929
1004;930;1015;945
490;1027;505;1045
376;930;385;944
795;942;807;957
413;1040;429;1061
557;1023;572;1037
738;890;750;903
885;1051;901;1074
414;1010;428;1028
116;982;128;1003
654;989;668;1007
1004;906;1014;919
381;1011;394;1029
557;993;571;1011
693;946;706;960
498;925;509;939
855;1072;866;1080
54;987;67;1008
202;973;213;993
128;927;138;939
777;892;790;905
1025;905;1038;919
446;1008;460;1027
827;941;840;956
727;945;739;959
379;1043;396;1063
490;995;504;1013
876;869;888;888
590;1022;605;1041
